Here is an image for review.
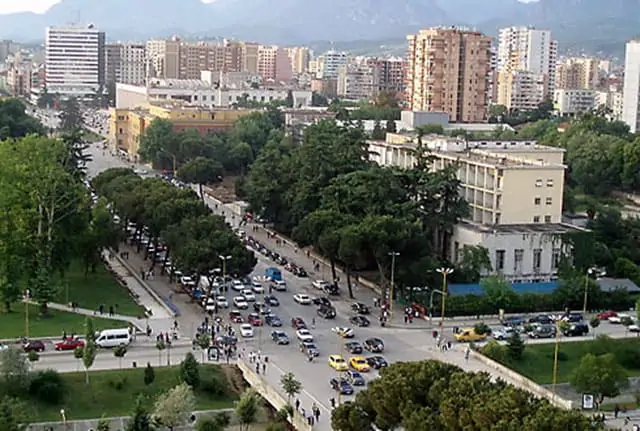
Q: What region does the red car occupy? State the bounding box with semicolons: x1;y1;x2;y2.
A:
291;317;307;329
229;311;244;323
248;313;263;326
23;340;46;352
55;338;85;351
597;311;617;320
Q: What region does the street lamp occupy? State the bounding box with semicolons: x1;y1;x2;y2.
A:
429;288;446;323
436;268;454;328
60;409;67;428
583;266;605;314
219;255;232;289
388;251;400;322
24;289;30;339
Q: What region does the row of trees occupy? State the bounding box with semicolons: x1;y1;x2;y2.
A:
0;125;120;314
91;168;256;279
330;360;601;430
246;119;468;297
0;98;44;139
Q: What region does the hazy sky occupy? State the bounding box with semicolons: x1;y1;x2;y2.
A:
0;0;219;14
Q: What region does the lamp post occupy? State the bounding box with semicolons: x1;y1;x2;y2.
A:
583;266;605;314
24;289;30;339
436;268;454;328
60;409;67;429
388;251;400;322
429;288;446;323
552;320;561;397
219;255;232;291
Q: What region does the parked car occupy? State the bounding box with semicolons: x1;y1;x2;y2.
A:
330;377;354;395
528;324;557;339
563;323;589;337
351;303;370;315
317;306;336;319
55;338;85;351
291;317;307;329
364;337;384;353
597;310;618;320
265;314;283;327
23;340;46;352
271;330;289;345
349;316;370;327
491;326;515;340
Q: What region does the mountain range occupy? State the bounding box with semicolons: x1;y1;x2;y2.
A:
1;0;639;56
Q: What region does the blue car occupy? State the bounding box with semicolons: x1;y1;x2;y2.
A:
265;314;282;327
346;370;365;386
330;377;354;395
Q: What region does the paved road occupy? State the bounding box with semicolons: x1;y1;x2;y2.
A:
85;144;640;422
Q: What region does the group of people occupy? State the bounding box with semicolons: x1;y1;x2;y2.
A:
295;399;322;426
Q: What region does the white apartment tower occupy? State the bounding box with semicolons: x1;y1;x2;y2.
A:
45;24;105;97
497;27;557;110
320;50;348;79
622;40;640;133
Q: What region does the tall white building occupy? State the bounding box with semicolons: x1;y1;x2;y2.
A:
622;40;640;133
497;27;557;110
45;24;105;97
320;50;348;79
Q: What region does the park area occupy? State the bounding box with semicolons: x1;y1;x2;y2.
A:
28;364;238;422
0;260;145;339
501;336;640;384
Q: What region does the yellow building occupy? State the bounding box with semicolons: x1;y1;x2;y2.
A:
109;103;255;157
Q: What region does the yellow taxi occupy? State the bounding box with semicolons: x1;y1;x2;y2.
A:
328;354;348;371
349;356;370;372
454;328;488;342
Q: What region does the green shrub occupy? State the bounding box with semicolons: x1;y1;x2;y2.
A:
474;322;490;335
199;369;225;396
29;370;66;405
180;352;200;388
108;375;128;391
615;347;640;370
480;340;507;363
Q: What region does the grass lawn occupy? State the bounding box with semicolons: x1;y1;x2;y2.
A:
28;365;237;422
55;260;146;317
503;337;640;384
0;304;125;339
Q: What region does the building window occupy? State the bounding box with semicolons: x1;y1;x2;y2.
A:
535;179;543;187
547;179;554;187
514;249;524;273
495;250;505;272
544;215;552;223
533;249;542;272
533;216;540;223
118;128;123;134
534;197;541;205
552;248;562;270
545;197;553;205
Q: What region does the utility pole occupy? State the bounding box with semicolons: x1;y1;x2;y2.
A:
388;251;400;322
436;268;454;328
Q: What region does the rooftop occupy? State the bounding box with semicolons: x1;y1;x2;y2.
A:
459;221;587;235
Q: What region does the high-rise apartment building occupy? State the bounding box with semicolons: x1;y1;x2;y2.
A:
367;57;406;95
337;62;378;100
146;38;180;79
287;47;311;75
497;70;548;111
497;27;557;110
556;57;600;90
241;42;259;75
406;27;492;122
45;24;105;97
622;40;640;133
257;45;292;82
320;51;348;79
105;43;146;85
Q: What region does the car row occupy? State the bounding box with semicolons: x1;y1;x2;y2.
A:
244;236;308;278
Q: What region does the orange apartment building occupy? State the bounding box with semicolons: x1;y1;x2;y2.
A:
406;27;492;122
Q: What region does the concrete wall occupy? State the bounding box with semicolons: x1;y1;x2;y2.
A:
471;349;574;410
26;409;249;431
236;360;312;431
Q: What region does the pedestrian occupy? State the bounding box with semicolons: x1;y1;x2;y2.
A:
108;305;114;316
99;304;104;315
255;362;260;375
301;408;306;419
262;362;266;374
295;399;300;411
465;346;470;361
313;405;320;422
330;397;336;408
404;314;408;324
614;404;620;418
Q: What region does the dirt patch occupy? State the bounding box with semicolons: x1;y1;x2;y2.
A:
206;176;239;203
221;364;247;395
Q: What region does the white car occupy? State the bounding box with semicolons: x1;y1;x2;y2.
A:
180;276;196;287
273;280;287;291
240;324;254;338
332;327;355;338
215;296;229;308
609;313;630;324
296;328;314;342
491;326;515;340
312;280;330;290
242;289;256;302
233;296;249;309
251;281;264;294
0;343;8;351
293;294;312;305
231;280;245;292
203;297;216;312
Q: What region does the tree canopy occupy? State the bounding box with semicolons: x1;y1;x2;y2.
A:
0;99;44;138
331;360;601;431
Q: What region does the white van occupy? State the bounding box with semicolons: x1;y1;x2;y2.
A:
95;328;131;348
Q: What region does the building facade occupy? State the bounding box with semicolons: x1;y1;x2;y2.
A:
337;62;378;100
556;57;600;90
406;27;492;122
287;47;310;75
45;24;105;97
623;40;640;133
497;70;548;111
320;51;348;79
497;27;557;108
105;43;146;85
553;88;597;116
109;104;255;156
367;57;406;96
368;133;583;282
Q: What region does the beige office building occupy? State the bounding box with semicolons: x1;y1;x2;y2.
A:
556;57;600;90
368;133;584;282
406;27;492;122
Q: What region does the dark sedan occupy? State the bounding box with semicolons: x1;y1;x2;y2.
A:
23;340;46;352
351;303;370;315
366;356;388;369
364;337;384;353
265;314;283;327
345;341;363;354
312;297;332;308
318;306;336;319
271;330;290;345
330;377;354;395
264;295;280;306
345;370;366;386
349;315;370;327
291;317;307;329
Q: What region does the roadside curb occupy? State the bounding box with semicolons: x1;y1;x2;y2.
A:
111;250;178;318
